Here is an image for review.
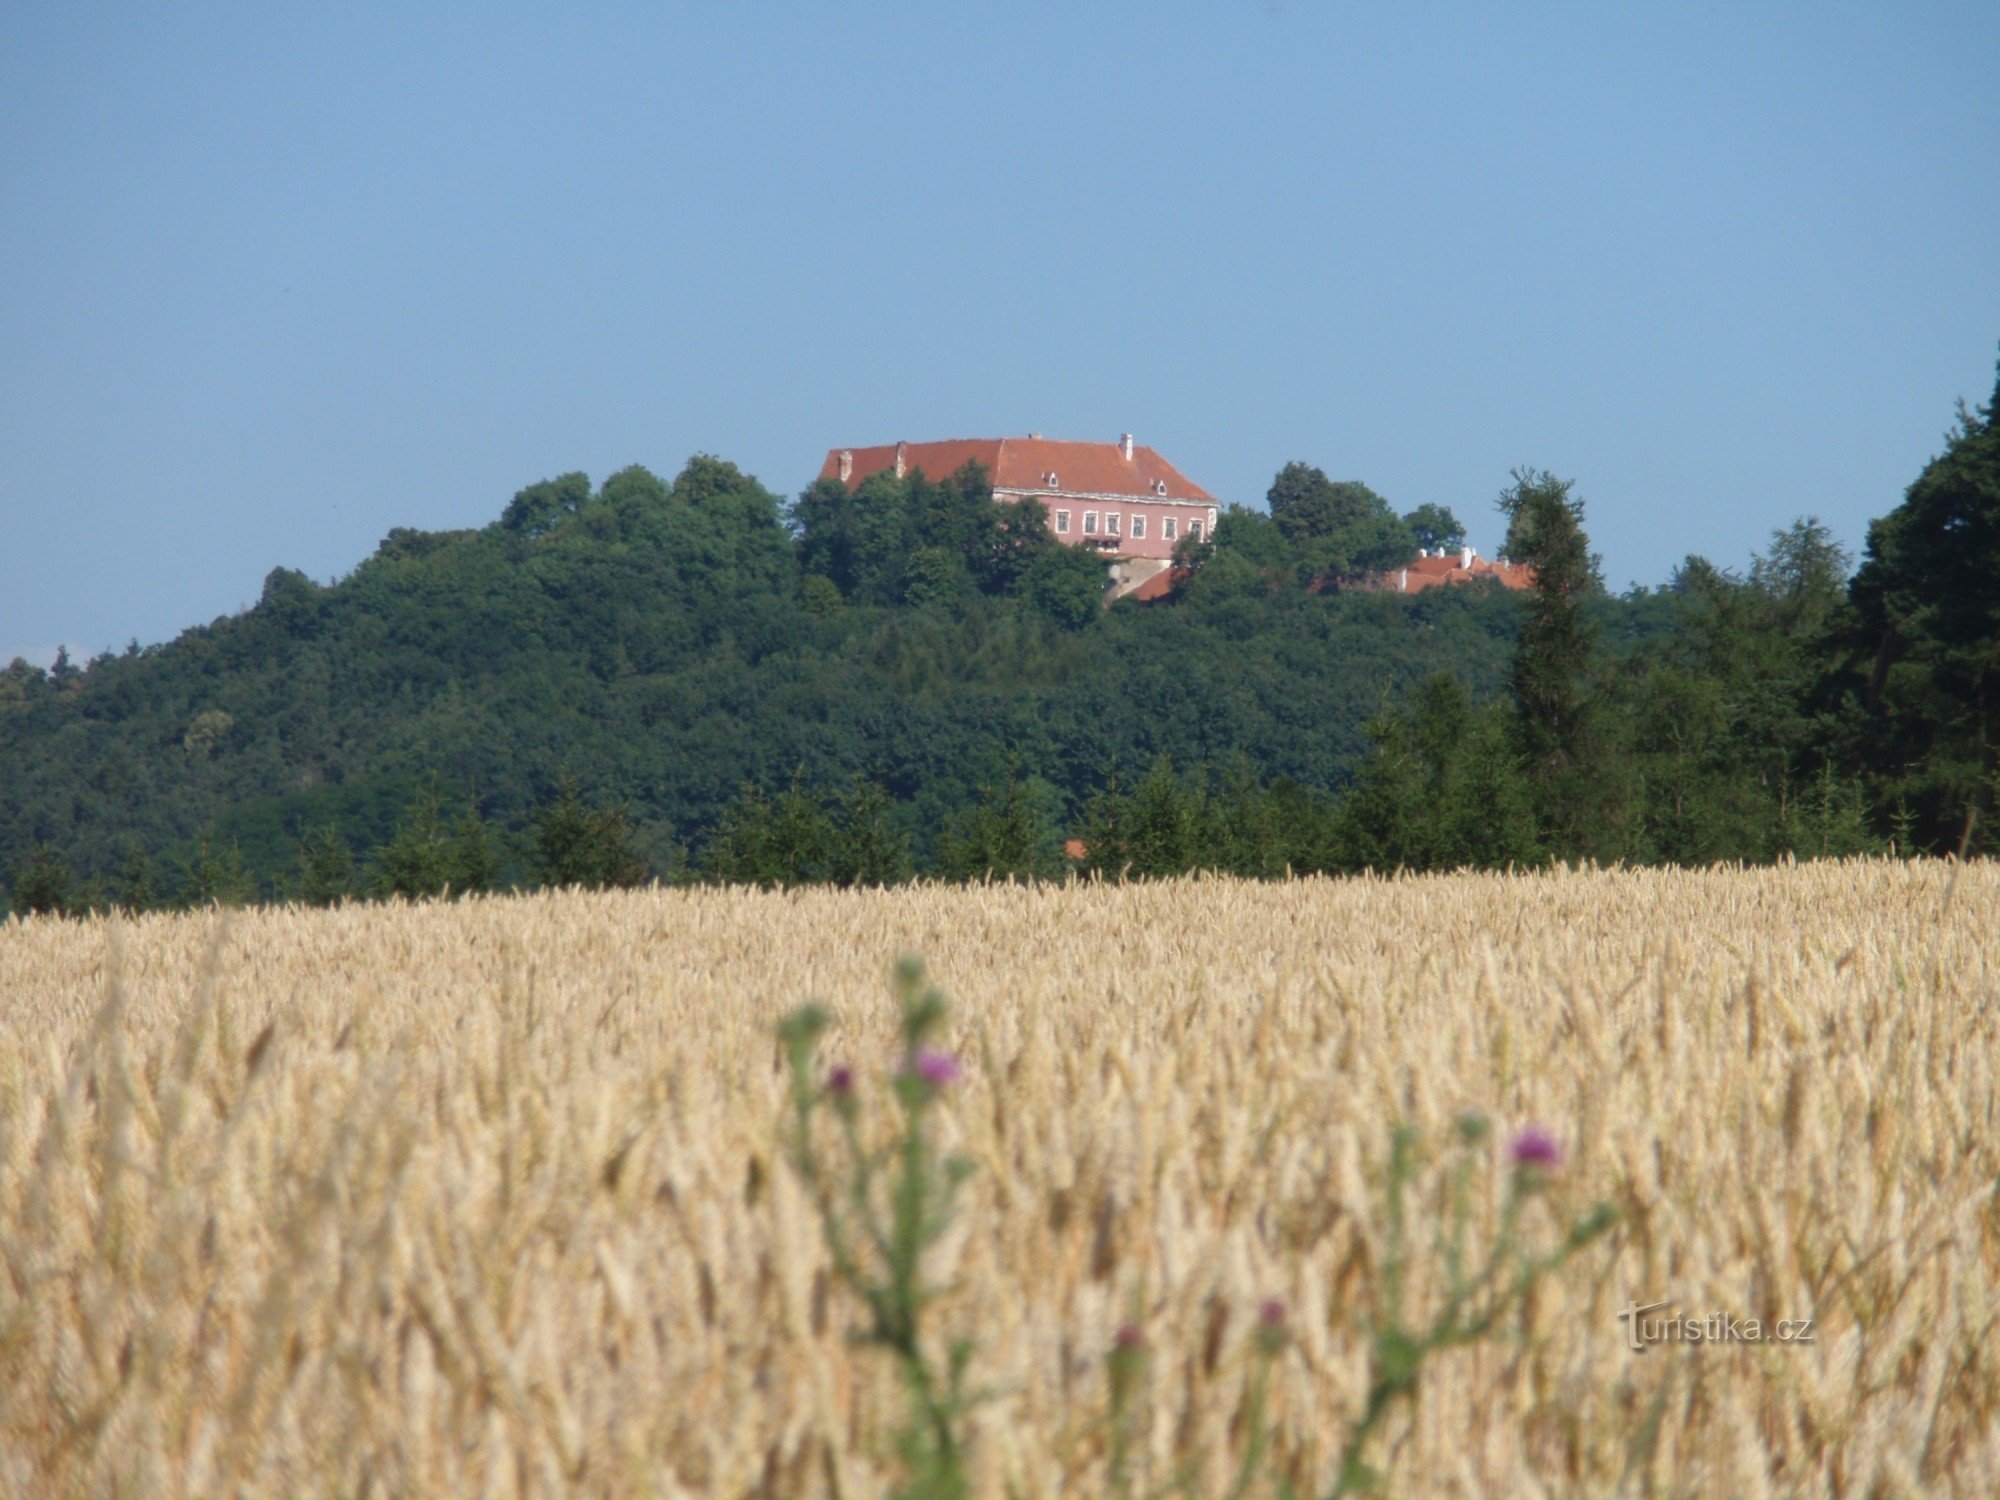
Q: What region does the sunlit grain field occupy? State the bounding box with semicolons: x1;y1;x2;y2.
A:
2;861;1997;1497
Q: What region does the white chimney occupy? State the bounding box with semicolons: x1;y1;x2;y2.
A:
894;440;908;479
1119;433;1134;460
837;450;853;482
1460;545;1473;570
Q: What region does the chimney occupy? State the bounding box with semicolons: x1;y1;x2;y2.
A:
1119;432;1134;460
894;441;908;479
1460;545;1473;570
837;450;853;483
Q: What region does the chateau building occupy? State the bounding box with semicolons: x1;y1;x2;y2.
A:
818;435;1221;596
1373;546;1534;595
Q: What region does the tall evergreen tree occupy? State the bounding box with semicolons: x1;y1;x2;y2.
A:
1840;356;2000;851
373;788;491;900
937;778;1056;881
826;776;910;887
298;824;354;906
9;845;72;917
532;774;647;890
1499;469;1600;853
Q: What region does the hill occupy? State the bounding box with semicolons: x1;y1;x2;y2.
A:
0;456;1550;900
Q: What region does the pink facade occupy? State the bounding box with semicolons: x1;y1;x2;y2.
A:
818;436;1221;563
1021;492;1219;561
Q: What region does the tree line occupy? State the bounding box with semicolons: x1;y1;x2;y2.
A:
5;352;1998;914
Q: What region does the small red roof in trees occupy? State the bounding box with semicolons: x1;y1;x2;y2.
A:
1130;567;1192;603
820;438;1215;502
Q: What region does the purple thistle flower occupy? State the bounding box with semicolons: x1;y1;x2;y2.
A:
827;1064;855;1097
1114;1323;1147;1351
1253;1296;1289;1354
1510;1126;1564;1170
907;1048;962;1088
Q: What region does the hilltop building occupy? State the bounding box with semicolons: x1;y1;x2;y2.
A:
1371;546;1534;595
818;435;1221;598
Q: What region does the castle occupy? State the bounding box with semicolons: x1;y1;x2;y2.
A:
819;435;1220;599
818;435;1533;601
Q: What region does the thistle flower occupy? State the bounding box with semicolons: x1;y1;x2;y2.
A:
1113;1322;1146;1352
1509;1126;1564;1170
1254;1296;1289;1353
827;1064;854;1097
906;1048;962;1089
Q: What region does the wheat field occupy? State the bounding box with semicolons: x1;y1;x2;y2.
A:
1;860;1996;1496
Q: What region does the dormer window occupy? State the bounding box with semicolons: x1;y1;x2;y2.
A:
1047;472;1059;489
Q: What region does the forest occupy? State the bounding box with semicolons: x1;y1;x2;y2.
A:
4;356;1997;912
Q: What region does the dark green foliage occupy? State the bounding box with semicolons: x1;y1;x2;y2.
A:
184;826;253;907
1499;469;1601;850
826;777;911;887
1079;760;1220;878
936;779;1058;881
532;775;648;890
1020;545;1108;627
1264;463;1418;580
703;780;835;888
793;461;1054;607
1839;359;2000;851
371;788;492;901
501;472;591;538
1328;676;1544;872
1403;504;1467;553
1608;521;1872;863
297;824;354;906
116;846;154;912
10;845;72;916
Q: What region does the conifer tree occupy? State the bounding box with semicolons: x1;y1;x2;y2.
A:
1499;470;1600;854
9;845;72;917
532;774;647;890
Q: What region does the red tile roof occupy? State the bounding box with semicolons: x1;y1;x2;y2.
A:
819;438;1215;503
1369;551;1535;594
1129;566;1191;603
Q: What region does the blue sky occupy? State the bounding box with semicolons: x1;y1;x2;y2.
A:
4;3;1997;666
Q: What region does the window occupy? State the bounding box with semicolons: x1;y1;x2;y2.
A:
1187;520;1203;542
1083;511;1099;535
1105;512;1121;537
1162;516;1177;541
1055;509;1070;534
1130;514;1146;539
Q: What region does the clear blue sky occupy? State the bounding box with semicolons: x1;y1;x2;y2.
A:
5;3;1997;666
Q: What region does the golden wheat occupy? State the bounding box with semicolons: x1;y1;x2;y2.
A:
0;860;1996;1496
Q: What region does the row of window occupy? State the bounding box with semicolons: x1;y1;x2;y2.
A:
1052;510;1206;543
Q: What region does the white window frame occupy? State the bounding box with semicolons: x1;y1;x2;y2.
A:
1187;520;1203;542
1083;511;1099;535
1054;509;1070;534
1162;516;1177;541
1105;512;1121;537
1130;513;1146;540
